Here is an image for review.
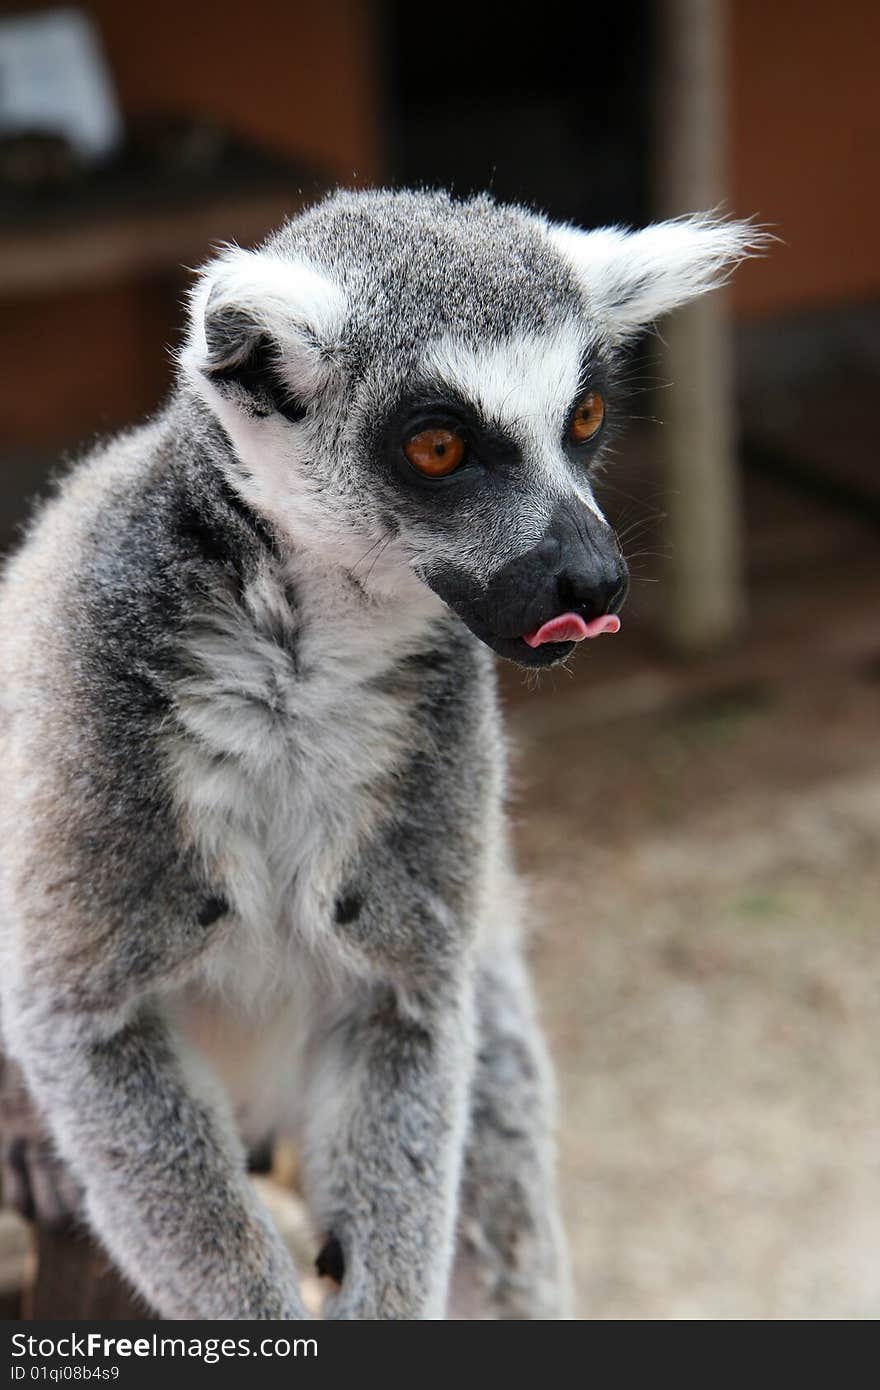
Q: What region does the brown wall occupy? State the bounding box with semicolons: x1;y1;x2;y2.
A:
3;0;877;456
730;0;880;316
0;1;380;451
16;0;380;183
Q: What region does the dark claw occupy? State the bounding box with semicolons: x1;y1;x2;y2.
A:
315;1233;345;1285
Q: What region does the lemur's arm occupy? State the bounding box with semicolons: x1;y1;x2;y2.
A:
453;945;573;1319
302;977;475;1320
4;993;308;1320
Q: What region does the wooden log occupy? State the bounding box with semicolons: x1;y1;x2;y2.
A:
0;1210;29;1317
14;1174;315;1320
23;1226;153;1322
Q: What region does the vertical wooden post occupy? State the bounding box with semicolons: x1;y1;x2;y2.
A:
655;0;745;652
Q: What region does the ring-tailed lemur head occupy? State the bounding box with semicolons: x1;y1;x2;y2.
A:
180;189;759;667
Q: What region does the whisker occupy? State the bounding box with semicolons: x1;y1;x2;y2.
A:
349;534;388;578
616;515;666;545
362;536;394;585
624;549;673;563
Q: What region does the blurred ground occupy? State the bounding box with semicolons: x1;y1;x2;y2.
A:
506;434;880;1316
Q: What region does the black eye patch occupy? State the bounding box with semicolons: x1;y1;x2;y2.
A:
381;389;520;488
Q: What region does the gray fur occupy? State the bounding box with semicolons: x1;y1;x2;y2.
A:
0;189;756;1318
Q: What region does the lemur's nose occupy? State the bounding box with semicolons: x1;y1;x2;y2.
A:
556;564;628;623
521;507;628;649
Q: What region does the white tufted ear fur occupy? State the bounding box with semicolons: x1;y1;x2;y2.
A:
175;247;349;548
547;214;766;342
179;245;346;409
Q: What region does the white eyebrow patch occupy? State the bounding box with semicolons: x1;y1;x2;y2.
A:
421;322;608;522
421;322;591;448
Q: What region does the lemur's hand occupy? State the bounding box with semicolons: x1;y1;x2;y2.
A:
0;1055;81;1231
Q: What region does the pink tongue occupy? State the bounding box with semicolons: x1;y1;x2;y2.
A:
523;611;621;649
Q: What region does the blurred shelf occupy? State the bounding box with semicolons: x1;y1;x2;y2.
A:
0;188;310;300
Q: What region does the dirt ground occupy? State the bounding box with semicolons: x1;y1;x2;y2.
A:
509;653;880;1319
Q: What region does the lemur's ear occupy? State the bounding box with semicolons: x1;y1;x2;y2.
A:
180;247;345;420
547;215;765;342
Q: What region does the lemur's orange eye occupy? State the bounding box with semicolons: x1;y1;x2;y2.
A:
403;427;466;477
569;390;605;444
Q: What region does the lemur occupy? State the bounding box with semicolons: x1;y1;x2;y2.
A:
0;190;756;1319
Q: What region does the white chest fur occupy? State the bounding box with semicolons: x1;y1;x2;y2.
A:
165;555;442;1010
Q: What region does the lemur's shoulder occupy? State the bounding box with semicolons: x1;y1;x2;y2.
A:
0;401;273;702
0;407;276;1003
1;418;165;642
